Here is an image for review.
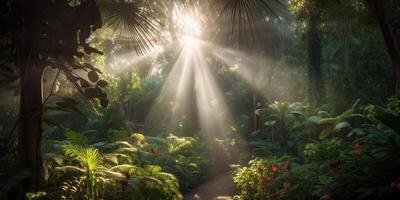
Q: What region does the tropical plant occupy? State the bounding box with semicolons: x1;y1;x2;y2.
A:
317;100;363;139
256;101;307;152
105;164;182;200
58;144;107;200
40;130;210;199
232;157;324;200
326;105;400;200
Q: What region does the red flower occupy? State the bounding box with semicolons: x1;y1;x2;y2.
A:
260;175;270;186
283;182;291;192
319;194;331;200
268;163;280;175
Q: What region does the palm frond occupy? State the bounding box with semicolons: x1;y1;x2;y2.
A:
100;0;163;55
62;144;103;171
219;0;286;48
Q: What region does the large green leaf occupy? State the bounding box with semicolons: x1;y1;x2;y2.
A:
145;165;162;174
334;121;352;131
374;106;400;134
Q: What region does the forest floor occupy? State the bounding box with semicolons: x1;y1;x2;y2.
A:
184;172;234;200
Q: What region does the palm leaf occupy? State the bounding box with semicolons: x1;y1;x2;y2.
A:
62;144;102;171
219;0;285;48
100;0;163;55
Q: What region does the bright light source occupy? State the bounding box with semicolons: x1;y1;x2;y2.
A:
182;15;201;35
175;10;202;48
182;35;199;48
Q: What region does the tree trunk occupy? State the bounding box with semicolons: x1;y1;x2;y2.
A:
372;0;400;95
344;23;351;73
252;92;258;132
14;0;45;194
308;12;324;107
19;65;45;193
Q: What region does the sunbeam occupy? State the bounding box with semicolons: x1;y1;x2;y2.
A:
192;46;233;138
146;27;235;140
211;44;274;99
106;46;165;73
146;47;194;132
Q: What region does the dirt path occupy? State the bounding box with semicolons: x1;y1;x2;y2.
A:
183;172;235;200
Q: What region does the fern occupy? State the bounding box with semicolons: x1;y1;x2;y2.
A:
64;129;88;145
62;144;102;171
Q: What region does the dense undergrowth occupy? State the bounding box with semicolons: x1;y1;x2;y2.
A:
232;100;400;200
41;132;212;200
9;99;400;200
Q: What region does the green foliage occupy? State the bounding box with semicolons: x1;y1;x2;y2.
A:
317;100;362;139
234;102;400;200
41;130;212;199
25;192;47;200
256;101;308;153
232;157;322;200
304;138;347;162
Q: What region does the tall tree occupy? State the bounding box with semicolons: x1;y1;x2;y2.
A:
11;0;107;195
306;0;324;107
372;0;400;94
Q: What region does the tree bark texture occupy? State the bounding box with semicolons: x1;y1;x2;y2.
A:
308;13;324;107
15;0;45;194
372;0;400;94
19;65;45;193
